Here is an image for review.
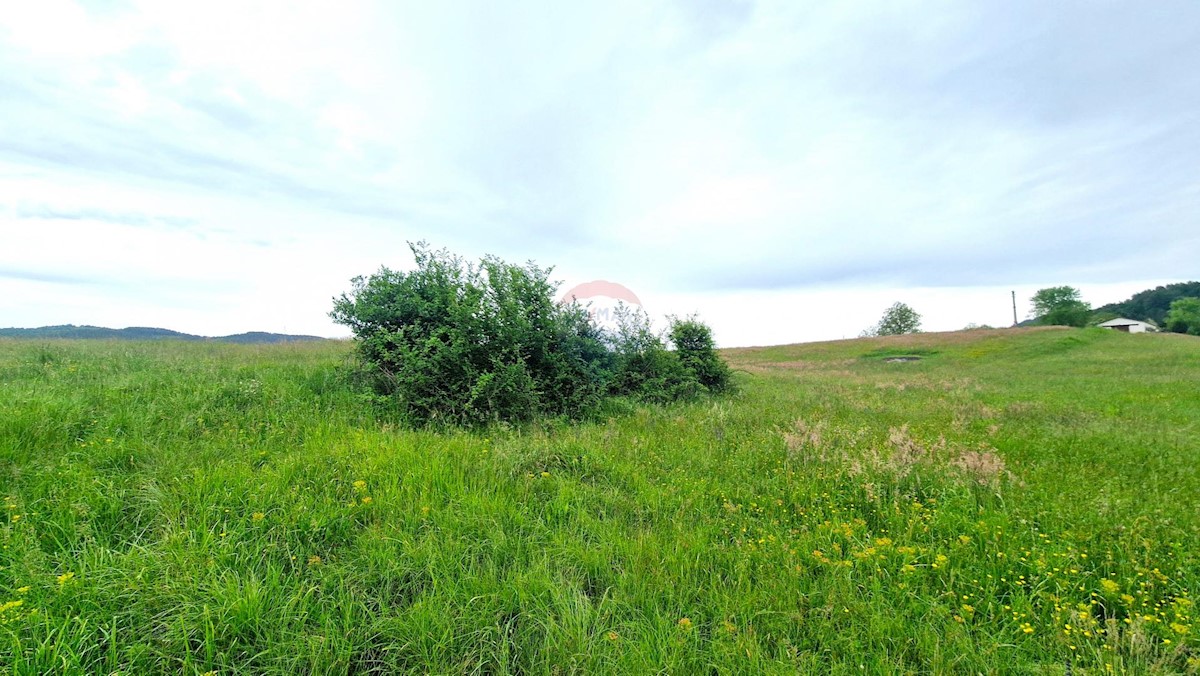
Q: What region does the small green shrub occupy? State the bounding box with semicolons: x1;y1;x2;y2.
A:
603;304;698;404
668;315;732;393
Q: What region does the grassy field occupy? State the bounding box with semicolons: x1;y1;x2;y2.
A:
1;327;1197;674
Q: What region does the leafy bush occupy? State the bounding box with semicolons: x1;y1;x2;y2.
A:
669;315;732;393
606;305;700;404
331;243;730;427
1165;297;1200;335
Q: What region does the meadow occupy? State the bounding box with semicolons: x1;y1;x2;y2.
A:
0;327;1197;674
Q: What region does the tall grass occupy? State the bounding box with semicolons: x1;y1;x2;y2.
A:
1;329;1197;673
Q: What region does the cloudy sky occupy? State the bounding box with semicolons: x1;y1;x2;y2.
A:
1;1;1197;346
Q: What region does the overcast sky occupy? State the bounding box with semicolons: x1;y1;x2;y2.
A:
2;1;1197;345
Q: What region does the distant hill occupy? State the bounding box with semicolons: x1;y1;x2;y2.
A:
0;325;326;343
1096;281;1200;325
216;331;327;344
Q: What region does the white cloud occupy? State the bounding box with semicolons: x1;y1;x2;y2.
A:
0;0;140;59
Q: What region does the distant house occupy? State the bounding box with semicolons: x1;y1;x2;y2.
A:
1097;318;1157;333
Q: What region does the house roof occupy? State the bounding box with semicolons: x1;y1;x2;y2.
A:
1097;317;1152;327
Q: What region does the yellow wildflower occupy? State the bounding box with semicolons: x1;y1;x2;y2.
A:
251;512;265;521
353;480;366;489
1100;579;1120;594
677;617;693;630
361;496;373;505
56;572;74;585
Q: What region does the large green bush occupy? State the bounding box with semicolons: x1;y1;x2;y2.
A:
331;243;730;427
1165;297;1200;335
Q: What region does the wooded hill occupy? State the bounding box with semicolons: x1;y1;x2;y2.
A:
1096;281;1200;325
0;325;325;343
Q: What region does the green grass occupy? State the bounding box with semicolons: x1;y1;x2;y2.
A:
1;328;1197;674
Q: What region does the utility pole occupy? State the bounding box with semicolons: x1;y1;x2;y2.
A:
1011;290;1018;327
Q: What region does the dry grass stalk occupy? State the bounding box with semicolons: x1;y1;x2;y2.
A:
783;418;826;464
951;448;1010;488
783;420;1016;494
885;425;946;477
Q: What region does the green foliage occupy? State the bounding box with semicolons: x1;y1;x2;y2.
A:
668;315;733;393
863;302;922;337
1041;303;1092;328
1097;280;1200;325
1030;286;1091;327
1165;296;1200;335
330;243;730;426
330;243;607;426
605;304;700;404
1030;285;1083;314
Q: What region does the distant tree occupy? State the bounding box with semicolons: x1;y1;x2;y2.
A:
1031;286;1091;327
1165;297;1200;336
863;302;922;337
